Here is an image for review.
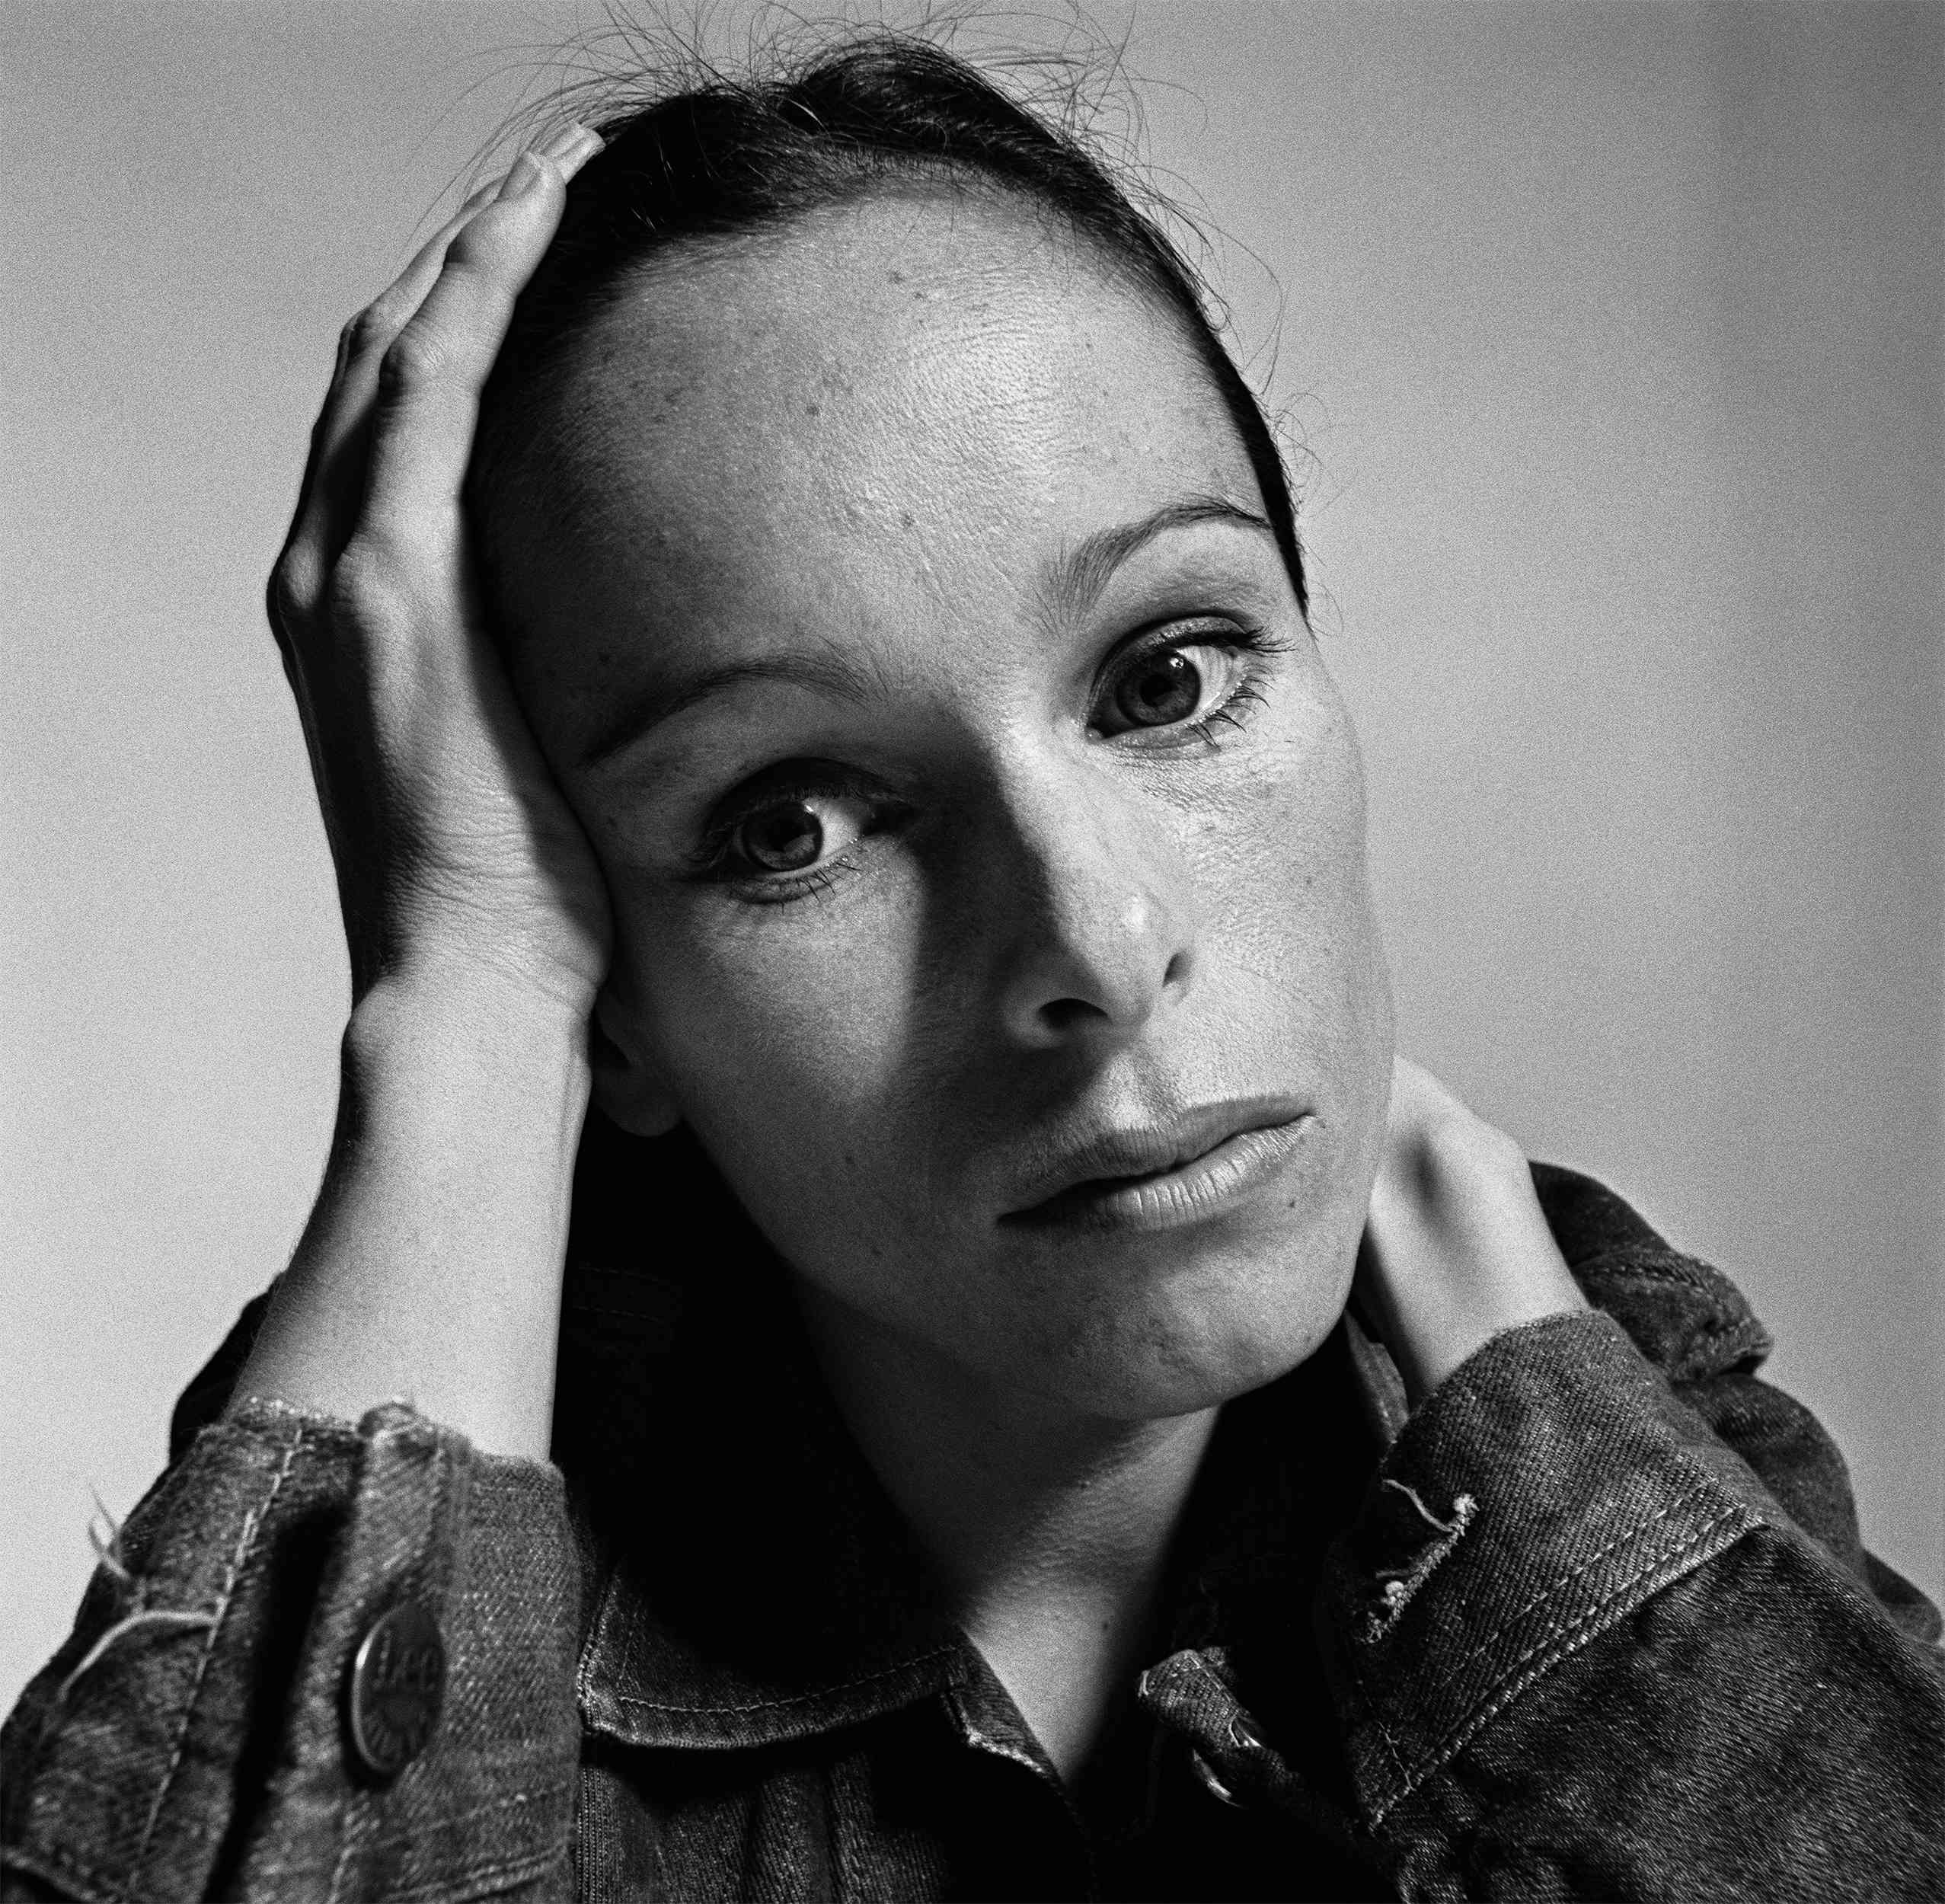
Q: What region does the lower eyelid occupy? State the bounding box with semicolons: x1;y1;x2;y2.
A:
729;851;864;905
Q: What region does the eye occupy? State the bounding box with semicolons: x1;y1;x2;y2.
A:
692;762;905;899
728;788;875;877
1091;630;1261;743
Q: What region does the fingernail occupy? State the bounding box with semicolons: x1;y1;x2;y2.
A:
542;123;604;173
497;152;545;201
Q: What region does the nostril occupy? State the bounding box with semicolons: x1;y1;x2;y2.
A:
1037;995;1111;1035
1163;949;1192;992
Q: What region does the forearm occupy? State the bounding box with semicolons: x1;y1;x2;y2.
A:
231;964;589;1459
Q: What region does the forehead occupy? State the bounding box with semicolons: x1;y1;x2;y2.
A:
500;190;1263;727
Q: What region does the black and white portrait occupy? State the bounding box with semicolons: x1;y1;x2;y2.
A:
4;4;1940;1897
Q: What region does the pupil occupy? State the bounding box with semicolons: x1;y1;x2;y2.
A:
743;801;823;872
1118;650;1202;727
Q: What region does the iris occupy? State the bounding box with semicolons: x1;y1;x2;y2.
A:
739;800;823;871
1116;650;1202;727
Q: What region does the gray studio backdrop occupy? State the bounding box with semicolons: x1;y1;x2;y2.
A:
4;0;1940;1713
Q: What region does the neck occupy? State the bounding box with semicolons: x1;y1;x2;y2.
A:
798;1290;1220;1782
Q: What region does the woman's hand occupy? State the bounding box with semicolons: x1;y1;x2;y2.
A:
268;126;608;1014
1355;1057;1589;1406
232;131;612;1458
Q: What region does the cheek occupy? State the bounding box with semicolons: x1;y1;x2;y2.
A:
1208;680;1394;1141
1212;679;1384;982
613;880;928;1139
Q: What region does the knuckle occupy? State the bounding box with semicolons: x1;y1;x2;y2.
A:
340;302;395;362
267;549;318;635
375;324;448;401
324;535;422;634
440;213;499;266
1404;1104;1525;1195
324;537;393;613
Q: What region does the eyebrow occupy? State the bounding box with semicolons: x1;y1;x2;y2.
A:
580;493;1276;770
1047;494;1278;625
580;650;883;770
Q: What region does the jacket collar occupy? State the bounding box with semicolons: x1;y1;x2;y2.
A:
566;1289;976;1749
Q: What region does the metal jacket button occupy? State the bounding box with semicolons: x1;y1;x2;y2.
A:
348;1601;446;1778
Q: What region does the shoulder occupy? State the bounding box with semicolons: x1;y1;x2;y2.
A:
1531;1161;1772;1382
1532;1160;1940;1643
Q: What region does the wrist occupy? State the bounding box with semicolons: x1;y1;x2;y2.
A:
1359;1081;1588;1407
231;965;592;1459
344;958;593;1101
353;921;600;1026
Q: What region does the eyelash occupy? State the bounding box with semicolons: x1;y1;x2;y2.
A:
691;621;1289;902
738;861;853;905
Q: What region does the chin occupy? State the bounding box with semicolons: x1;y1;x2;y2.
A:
1016;1231;1361;1420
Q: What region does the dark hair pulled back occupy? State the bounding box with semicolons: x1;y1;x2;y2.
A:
474;30;1305;614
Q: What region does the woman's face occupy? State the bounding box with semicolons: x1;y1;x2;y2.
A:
493;190;1394;1419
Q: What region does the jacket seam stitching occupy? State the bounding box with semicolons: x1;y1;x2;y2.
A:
1452;1477;1723;1666
313;1839;567;1904
1574;1254;1765;1325
1353;1650;1416;1802
327;1801;361;1904
1366;1500;1752;1825
1574;1247;1761;1299
388;1843;567;1904
124;1426;305;1901
1341;1630;1415;1800
601;1642;963;1717
1572;1245;1720;1283
247;1779;580;1872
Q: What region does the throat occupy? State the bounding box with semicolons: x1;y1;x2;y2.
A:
961;1573;1166;1784
917;1406;1220;1785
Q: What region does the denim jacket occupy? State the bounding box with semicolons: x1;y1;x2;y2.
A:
5;1136;1943;1902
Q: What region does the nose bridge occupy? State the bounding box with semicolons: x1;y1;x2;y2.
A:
982;737;1196;1044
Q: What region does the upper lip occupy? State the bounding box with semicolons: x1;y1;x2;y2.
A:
1000;1096;1311;1219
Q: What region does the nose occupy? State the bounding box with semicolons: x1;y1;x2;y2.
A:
985;762;1198;1053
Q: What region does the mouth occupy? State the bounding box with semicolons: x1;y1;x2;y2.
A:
1000;1099;1315;1235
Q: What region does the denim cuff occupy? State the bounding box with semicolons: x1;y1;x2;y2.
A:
1317;1309;1767;1830
1;1401;580;1904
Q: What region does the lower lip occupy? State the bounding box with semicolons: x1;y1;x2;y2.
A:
1004;1116;1315;1235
